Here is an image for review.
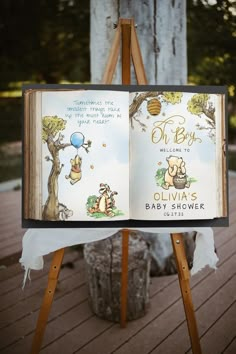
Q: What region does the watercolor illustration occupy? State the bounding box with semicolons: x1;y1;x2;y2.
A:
155;156;197;190
130;92;216;143
42;115;91;220
65;132;92;185
86;183;123;218
187;93;216;142
129;92;183;131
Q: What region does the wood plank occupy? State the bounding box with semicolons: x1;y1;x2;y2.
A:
0;242;23;261
65;235;236;354
3;267;178;353
0;286;89;354
0;224;232;324
2;256;82;299
0;223;24;237
0;256;85;324
0;190;21;205
200;301;236;354
0;232;25;248
0;267;86;351
0;253;82;311
152;264;236;353
41;275;177;352
2;219;235;353
78;252;236;354
0;251;23;268
0;191;21;219
0;262;22;281
223;336;236;354
41;317;114;354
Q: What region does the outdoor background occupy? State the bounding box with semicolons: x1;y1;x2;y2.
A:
0;2;235;353
0;0;235;184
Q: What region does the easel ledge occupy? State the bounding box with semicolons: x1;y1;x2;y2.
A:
30;18;202;354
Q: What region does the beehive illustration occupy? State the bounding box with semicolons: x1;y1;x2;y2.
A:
147;98;161;115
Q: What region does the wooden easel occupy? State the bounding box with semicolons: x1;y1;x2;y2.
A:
30;18;202;354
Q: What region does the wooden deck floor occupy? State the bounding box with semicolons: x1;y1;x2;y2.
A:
0;176;235;354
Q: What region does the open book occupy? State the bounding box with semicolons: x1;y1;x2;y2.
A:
23;85;228;226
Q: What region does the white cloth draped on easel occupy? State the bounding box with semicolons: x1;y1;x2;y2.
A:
20;227;219;288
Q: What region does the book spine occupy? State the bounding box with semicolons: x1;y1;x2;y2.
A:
221;95;228;217
23;91;30;219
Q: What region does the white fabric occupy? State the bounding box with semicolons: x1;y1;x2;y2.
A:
20;227;219;288
191;230;218;275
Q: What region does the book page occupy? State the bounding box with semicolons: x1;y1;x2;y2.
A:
34;91;43;219
215;94;227;217
130;91;221;221
41;90;129;221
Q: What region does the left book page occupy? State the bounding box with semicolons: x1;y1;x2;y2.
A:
26;90;130;221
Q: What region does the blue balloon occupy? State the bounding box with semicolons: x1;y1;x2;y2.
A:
70;132;85;149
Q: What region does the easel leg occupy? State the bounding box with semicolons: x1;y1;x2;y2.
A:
171;233;202;354
121;20;131;84
31;248;65;354
120;229;129;328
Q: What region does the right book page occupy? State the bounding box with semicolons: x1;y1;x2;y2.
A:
129;90;225;221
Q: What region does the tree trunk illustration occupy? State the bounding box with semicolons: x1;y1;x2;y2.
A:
41;116;91;221
41;116;71;221
42;141;62;220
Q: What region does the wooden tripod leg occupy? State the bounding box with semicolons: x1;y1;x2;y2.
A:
120;229;129;328
130;19;148;85
121;19;132;84
171;233;202;354
102;22;121;84
31;248;65;354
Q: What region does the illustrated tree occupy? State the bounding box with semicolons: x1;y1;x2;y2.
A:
42;116;70;220
42;115;91;221
187;93;216;141
129;91;183;130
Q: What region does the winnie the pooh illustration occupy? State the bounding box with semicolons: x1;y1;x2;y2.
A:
162;155;190;190
65;154;82;185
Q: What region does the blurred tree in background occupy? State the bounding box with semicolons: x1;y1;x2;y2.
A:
0;0;90;89
0;0;235;144
0;0;89;144
187;0;236;142
188;0;236;88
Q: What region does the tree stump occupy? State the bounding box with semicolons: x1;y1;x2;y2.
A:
84;231;151;322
